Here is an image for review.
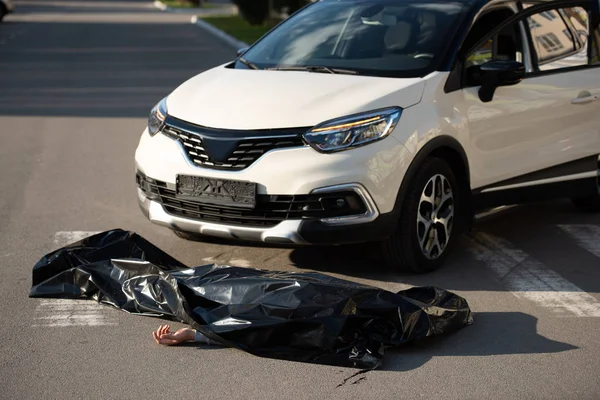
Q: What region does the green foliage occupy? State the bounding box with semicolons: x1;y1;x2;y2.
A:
232;0;269;25
232;0;310;25
201;15;278;44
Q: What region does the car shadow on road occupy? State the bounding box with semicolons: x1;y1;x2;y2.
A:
381;311;578;372
287;239;499;291
288;199;600;293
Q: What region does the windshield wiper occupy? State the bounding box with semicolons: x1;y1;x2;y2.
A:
266;66;358;75
239;57;259;70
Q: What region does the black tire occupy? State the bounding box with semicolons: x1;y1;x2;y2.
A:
0;5;6;22
570;170;600;212
381;157;464;274
172;229;205;241
571;193;600;213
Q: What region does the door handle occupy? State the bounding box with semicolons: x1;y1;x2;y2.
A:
572;92;600;105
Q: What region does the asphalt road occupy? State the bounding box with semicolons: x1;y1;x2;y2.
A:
1;1;600;399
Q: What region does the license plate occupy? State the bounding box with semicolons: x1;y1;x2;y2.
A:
176;175;257;209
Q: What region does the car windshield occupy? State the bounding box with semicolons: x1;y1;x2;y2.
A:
236;0;470;78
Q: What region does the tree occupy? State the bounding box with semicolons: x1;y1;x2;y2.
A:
233;0;310;25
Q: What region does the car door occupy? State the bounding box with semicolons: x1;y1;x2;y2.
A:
458;0;600;207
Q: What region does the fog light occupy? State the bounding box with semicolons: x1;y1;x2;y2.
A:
321;197;349;211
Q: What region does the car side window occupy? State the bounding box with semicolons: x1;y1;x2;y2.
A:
463;8;523;86
590;9;600;64
526;7;590;71
464;9;522;69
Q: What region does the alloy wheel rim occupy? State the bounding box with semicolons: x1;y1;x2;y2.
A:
416;174;454;260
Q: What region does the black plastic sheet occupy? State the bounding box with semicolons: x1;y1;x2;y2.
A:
29;229;473;369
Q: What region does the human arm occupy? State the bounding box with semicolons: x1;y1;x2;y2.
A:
152;324;220;346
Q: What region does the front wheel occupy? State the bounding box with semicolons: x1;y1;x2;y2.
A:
381;157;464;274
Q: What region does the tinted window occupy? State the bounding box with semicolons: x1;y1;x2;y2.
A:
527;7;589;70
237;0;469;78
592;12;600;64
464;9;523;69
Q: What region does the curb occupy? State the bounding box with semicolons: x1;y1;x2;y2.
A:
191;15;250;50
153;0;169;11
153;0;199;13
153;0;238;15
152;1;249;50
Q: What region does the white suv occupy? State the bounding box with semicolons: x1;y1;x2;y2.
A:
135;0;600;273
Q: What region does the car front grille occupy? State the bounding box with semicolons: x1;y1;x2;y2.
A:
137;173;367;228
160;116;308;171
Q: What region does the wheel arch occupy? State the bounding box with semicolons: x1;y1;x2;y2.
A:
394;136;473;226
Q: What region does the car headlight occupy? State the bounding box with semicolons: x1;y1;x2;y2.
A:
148;97;168;136
303;107;402;153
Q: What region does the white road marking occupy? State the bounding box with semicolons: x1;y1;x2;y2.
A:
558;224;600;259
202;257;252;267
32;300;118;327
466;232;600;317
229;259;252;267
33;231;117;328
53;231;100;246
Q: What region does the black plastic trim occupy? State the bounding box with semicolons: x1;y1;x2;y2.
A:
164;115;310;139
474;155;598;193
473;177;598;209
395;137;470;209
298;211;399;245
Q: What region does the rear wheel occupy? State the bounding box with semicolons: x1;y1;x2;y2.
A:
0;5;6;22
570;167;600;212
381;157;464;273
571;191;600;212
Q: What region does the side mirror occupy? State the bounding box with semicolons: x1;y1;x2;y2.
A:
236;47;249;57
477;60;525;103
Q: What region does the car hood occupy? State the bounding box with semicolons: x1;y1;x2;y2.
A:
165;65;425;130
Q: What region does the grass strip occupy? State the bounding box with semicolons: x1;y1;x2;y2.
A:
200;15;279;45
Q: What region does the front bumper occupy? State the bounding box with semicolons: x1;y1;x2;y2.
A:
138;187;308;244
135;127;411;214
135;123;410;245
137;184;398;245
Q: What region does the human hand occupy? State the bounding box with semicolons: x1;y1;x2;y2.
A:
152;324;195;346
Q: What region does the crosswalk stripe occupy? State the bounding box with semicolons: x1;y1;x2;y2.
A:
53;231;101;246
466;232;600;317
202;257;252;267
558;224;600;259
32;231;118;328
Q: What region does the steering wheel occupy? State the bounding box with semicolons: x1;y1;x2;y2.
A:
413;53;434;59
